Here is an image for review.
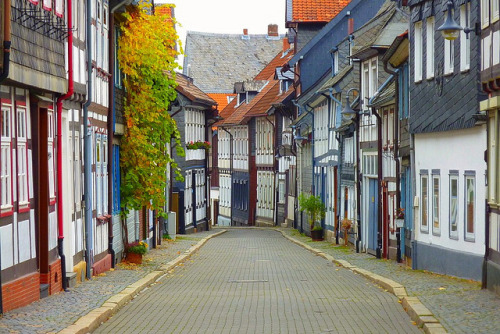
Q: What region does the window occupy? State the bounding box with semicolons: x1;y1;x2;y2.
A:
432;174;440;235
444;37;454;75
460;4;471;71
493;0;500;22
488;113;499;204
426;17;435;79
449;174;459;239
465;173;475;241
481;0;490;27
17;107;29;205
333;51;339;75
421;173;429;232
48;110;55;201
361;58;378;109
414;21;423;82
1;106;12;212
114;29;122;88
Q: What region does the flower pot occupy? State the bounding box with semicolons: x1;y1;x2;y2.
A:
311;229;324;241
127;252;143;264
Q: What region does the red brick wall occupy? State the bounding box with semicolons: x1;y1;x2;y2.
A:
2;272;40;312
40;258;63;295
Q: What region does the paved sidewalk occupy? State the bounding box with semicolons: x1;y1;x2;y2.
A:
279;228;500;334
0;231;219;334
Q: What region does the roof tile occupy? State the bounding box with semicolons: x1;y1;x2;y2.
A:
291;0;352;23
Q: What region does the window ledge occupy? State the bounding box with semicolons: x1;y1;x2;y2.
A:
464;236;476;243
460;68;470;74
426;75;435;81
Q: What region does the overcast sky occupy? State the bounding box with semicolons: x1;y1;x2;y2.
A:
157;0;287;69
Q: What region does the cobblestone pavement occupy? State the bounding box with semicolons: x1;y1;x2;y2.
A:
279;228;500;334
0;231;218;334
95;229;420;334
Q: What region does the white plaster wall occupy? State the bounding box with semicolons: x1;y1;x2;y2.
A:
414;126;486;255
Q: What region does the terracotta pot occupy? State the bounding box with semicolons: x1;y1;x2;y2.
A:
127;252;143;264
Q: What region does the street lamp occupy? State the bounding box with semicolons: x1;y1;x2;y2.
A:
341;88;359;120
437;0;463;40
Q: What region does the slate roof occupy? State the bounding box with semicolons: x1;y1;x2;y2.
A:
287;0;352;23
183;31;285;94
175;73;216;107
350;2;399;58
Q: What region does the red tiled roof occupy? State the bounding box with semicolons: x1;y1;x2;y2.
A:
243;80;280;119
208;93;236;110
292;0;351;23
254;50;294;80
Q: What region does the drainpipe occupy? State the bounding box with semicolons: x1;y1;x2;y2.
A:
383;61;402;262
368;74;395;259
55;0;74;291
0;0;11;314
482;201;490;289
329;89;342;245
83;0;93;279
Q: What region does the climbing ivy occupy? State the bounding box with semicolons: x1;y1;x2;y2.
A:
118;2;184;217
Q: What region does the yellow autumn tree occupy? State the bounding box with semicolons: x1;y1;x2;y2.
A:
118;2;183;216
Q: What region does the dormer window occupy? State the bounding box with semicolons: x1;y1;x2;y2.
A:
280;79;291;94
237;92;246;105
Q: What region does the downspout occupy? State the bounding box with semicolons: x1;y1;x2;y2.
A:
368;74;396;259
482;201;490;289
383;61;402;262
83;0;93;279
0;0;11;313
55;0;74;291
329;89;342;245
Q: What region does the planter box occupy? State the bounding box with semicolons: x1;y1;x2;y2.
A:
311;229;324;241
126;253;143;264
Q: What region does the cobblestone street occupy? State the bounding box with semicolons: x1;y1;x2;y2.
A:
0;231;218;334
95;229;419;334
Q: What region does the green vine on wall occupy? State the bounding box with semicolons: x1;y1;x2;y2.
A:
118;2;184;217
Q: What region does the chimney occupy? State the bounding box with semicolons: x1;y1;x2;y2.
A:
283;36;290;52
268;24;279;37
348;18;354;35
243;28;248;36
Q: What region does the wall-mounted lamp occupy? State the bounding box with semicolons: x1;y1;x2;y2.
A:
437;0;463;40
341;88;359;121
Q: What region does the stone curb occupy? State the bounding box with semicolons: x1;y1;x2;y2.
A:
278;230;448;334
57;230;227;334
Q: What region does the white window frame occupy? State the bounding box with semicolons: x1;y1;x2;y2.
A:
493;0;500;22
16;106;29;206
420;173;429;232
426;17;435;79
465;173;476;241
444;37;454;75
48;110;56;201
414;21;423;82
333;51;339;75
449;173;459;240
1;105;13;212
481;0;490;27
488;113;499;204
460;4;471;72
432;174;440;236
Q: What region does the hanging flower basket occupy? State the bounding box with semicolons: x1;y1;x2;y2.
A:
186;141;211;150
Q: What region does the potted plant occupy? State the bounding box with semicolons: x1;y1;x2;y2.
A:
125;241;148;264
395;208;405;228
186;141;211;150
298;193;326;241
